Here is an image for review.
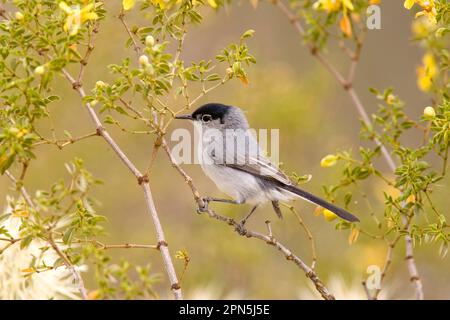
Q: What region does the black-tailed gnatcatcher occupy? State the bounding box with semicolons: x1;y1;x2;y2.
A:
175;103;359;224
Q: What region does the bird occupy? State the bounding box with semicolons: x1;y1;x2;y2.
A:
175;103;359;226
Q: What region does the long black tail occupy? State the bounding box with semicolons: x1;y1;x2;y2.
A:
281;184;359;222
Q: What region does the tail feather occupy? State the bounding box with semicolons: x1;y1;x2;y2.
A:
281;184;359;222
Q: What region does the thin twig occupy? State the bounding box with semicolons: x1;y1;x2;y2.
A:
283;203;317;270
4;170;36;211
48;234;88;300
204;207;335;300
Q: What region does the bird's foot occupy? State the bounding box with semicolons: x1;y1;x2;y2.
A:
235;220;247;236
197;197;211;214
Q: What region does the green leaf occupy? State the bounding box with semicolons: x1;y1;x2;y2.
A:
241;29;255;40
63;227;76;245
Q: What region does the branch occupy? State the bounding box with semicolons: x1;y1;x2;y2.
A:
48;234;88;300
206;207;335;299
60;68;182;299
4;170;36;211
274;0;423;299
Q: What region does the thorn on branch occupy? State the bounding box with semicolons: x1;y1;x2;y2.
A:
310;46;318;56
343;82;352;91
137;174;149;185
171;283;181;290
156;240;168;250
72;81;82;90
95;126;104;136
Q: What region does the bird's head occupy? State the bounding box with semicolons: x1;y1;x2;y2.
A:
175;103;248;130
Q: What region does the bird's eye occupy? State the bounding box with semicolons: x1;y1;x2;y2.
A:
201;114;212;123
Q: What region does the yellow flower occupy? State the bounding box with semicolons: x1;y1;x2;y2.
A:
313;0;353;13
122;0;136;10
417;52;437;92
320;154;338;168
151;0;166;9
404;0;437;24
323;209;338;222
207;0;218;8
313;0;341;12
340;13;352;37
412;16;436;38
59;2;98;36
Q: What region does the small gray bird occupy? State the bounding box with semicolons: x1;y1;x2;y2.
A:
175;103;359;224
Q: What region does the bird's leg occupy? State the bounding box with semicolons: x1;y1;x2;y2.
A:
271;201;283;219
197;197;243;213
236;205;258;236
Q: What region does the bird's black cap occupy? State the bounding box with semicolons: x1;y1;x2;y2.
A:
175;103;231;123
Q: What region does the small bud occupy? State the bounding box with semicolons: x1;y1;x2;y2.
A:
16;128;28;139
34;65;45;75
423;106;436;118
139;55;149;66
386;94;396;105
226;67;233;75
145;35;155;47
320;154;338;168
323;209;338;222
15;11;24;20
95;80;106;88
90;99;98;106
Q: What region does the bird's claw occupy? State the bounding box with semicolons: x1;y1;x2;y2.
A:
197;197;210;214
235;220;247;236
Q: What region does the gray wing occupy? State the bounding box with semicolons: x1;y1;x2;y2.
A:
206;130;292;186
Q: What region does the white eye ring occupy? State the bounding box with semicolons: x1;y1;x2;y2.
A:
201;114;212;123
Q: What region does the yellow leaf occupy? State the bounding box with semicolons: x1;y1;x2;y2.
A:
207;0;218;8
340;15;352;37
320;154;338;168
348;228;359;245
87;290;101;300
21;268;35;273
151;0;166;9
342;0;354;11
237;74;249;85
59;2;72;14
12;210;29;218
323;209;338;222
404;0;415;9
249;0;258;9
123;0;136;10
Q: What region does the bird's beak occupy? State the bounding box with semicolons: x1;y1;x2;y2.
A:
175;114;193;120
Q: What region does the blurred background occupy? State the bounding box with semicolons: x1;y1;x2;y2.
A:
1;1;449;299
